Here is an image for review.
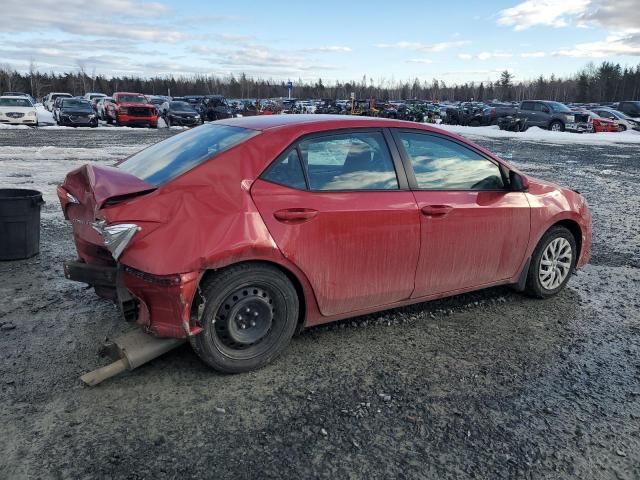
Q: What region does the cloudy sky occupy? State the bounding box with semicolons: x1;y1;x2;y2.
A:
1;0;639;84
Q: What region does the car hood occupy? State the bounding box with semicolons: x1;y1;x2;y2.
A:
61;109;94;115
170;110;198;115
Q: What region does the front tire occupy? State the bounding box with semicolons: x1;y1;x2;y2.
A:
549;120;565;132
190;263;299;373
525;226;577;298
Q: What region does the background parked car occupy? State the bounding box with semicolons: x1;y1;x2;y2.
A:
160;100;202;126
96;97;113;120
0;95;37;126
614;101;640;119
51;96;68;121
571;110;618;133
146;95;172;115
199;95;233;121
589;107;640;131
83;92;107;102
517;100;576;131
44;92;72;111
105;92;158;128
56;98;98;127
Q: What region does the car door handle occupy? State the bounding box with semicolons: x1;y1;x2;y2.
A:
421;205;453;217
273;208;318;223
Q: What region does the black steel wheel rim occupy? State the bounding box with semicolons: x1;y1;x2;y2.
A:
214;286;275;350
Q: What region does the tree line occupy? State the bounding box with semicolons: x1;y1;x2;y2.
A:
1;61;639;103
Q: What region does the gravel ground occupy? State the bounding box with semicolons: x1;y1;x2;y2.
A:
0;128;639;479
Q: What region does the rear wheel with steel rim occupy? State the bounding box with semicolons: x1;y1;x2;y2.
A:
525;225;577;298
190;263;299;373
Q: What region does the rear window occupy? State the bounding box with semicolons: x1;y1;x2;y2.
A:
117;124;258;186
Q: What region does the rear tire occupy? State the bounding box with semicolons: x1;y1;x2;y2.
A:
525;226;577;298
618;124;627;132
190;263;299;373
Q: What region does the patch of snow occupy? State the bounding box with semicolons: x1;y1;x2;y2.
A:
431;124;640;145
0;124;31;130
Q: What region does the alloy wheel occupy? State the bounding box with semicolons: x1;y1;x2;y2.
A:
538;237;573;290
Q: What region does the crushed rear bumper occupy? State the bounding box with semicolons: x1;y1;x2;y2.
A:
63;260;201;338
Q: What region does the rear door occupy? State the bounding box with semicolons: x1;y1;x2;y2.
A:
519;101;536;125
251;129;421;317
391;129;530;297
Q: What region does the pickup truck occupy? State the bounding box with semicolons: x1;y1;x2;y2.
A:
105;92;158;128
498;100;577;132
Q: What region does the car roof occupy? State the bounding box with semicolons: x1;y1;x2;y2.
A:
216;114;439;132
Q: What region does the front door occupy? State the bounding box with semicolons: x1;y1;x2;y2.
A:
391;130;530;297
251;129;421;317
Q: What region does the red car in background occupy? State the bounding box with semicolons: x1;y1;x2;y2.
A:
105;92;158;128
573;110;619;133
58;116;592;373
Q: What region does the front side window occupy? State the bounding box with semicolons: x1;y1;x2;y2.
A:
397;132;504;190
118;124;258;186
298;131;398;191
548;101;571;113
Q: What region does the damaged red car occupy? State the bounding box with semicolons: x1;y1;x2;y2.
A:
58;115;592;373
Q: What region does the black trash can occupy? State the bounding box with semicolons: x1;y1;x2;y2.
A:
0;189;45;261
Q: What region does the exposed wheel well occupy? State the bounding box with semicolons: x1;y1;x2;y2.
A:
551;219;582;260
197;260;307;333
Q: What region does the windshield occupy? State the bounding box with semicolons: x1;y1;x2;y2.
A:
52;94;72;100
117;124;258;186
170;101;193;110
0;98;33;107
548;102;571;113
62;99;92;109
118;95;147;103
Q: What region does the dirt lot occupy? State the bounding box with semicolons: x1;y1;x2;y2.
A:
0;128;639;479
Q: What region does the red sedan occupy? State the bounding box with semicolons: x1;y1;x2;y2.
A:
588;112;619;133
58;116;592;373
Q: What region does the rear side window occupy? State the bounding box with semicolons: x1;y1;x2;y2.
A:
521;102;534;111
397;132;504;190
298;131;398;191
262;149;307;189
118;124;257;186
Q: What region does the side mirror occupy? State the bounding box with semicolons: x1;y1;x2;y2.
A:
510;171;530;192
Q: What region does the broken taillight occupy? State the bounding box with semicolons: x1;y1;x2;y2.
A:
91;221;140;260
